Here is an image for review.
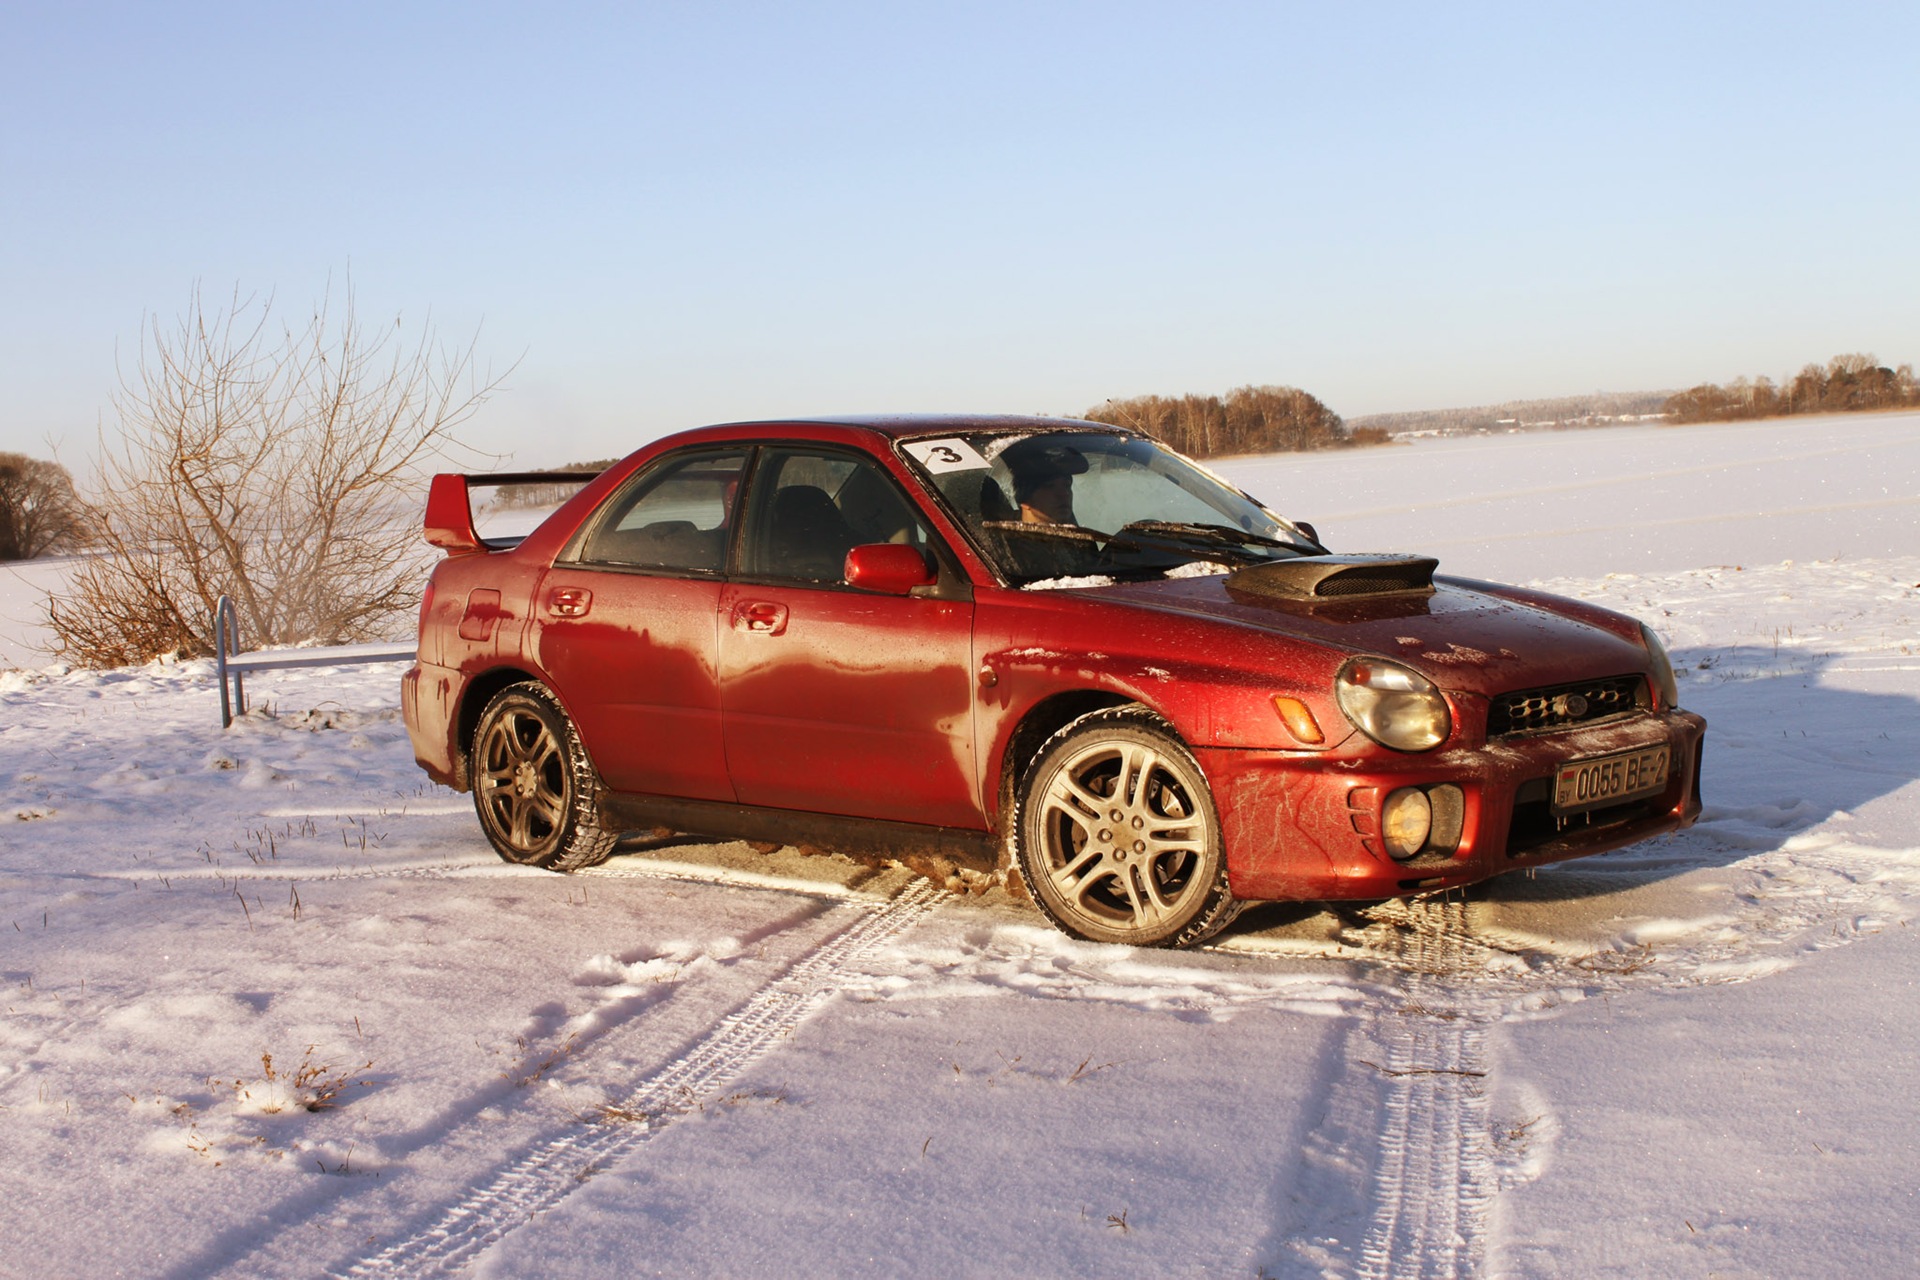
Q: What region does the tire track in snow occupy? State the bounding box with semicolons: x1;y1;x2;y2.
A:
174;867;852;1280
334;877;947;1278
1279;897;1497;1280
94;854;887;904
1347;898;1495;1280
1279;815;1920;1279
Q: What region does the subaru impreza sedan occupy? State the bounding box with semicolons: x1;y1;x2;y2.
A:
403;415;1704;948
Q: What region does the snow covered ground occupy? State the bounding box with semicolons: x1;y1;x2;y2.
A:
2;412;1918;1278
0;554;76;672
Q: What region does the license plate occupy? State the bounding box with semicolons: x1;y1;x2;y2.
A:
1552;745;1671;814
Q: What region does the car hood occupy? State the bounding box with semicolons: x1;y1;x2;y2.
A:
1074;570;1652;696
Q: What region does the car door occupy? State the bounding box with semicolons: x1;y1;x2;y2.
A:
718;446;982;830
531;447;746;803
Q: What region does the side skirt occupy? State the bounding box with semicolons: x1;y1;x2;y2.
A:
598;792;1002;876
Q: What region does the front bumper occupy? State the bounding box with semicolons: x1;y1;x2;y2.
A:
1198;708;1708;902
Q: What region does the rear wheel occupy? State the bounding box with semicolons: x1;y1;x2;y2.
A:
471;683;616;871
1015;706;1239;948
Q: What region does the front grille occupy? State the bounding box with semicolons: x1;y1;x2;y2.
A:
1488;674;1647;737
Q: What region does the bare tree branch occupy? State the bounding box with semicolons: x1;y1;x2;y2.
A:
50;281;500;666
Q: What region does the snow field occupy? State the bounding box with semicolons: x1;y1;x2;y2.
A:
1223;412;1920;582
2;411;1919;1277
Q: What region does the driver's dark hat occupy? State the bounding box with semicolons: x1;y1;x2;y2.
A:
1005;441;1090;502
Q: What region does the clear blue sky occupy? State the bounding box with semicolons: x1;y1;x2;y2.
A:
4;1;1917;468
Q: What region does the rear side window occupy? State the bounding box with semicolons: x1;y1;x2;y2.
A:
576;450;746;573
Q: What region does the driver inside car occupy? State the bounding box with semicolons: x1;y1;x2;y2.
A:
1007;443;1089;525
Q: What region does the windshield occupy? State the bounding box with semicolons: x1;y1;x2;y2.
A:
900;429;1320;586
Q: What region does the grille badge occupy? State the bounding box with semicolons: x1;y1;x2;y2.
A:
1488;676;1645;737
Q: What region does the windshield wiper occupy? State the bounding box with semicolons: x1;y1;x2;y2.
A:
1114;519;1323;558
978;519;1166;583
984;519;1294;552
980;519;1319;583
1116;520;1292;549
980;519;1111;545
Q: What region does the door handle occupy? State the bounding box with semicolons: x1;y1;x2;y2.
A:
546;586;592;618
731;600;789;635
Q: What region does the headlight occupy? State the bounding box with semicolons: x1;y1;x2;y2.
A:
1336;659;1451;751
1639;622;1680;710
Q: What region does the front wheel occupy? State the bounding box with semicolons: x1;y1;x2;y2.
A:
1015;706;1240;948
471;683;616;871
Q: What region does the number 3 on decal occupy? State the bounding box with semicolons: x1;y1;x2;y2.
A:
904;438;990;473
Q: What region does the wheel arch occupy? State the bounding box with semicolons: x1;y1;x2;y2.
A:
454;665;548;789
992;690;1152;854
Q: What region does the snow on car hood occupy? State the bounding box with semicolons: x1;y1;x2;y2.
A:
1071;571;1653;696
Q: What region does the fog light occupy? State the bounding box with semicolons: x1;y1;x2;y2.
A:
1382;787;1433;861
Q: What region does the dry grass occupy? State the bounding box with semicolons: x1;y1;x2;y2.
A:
506;1033;578;1087
226;1047;375;1114
1066;1054;1117;1083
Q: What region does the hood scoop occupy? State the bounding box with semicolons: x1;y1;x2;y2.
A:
1227;553;1438;602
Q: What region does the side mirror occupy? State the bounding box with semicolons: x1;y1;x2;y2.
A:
1293;520;1321;546
844;543;936;595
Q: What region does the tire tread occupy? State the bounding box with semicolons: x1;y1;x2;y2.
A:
471;682;617;872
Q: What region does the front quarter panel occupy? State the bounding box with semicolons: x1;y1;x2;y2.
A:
972;587;1354;815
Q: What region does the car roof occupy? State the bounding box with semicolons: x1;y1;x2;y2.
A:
696;413;1124;440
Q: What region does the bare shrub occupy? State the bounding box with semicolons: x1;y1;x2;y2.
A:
0;453;89;561
44;545;203;668
50;283;500;667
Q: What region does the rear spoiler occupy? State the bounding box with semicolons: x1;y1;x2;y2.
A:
424;471;604;554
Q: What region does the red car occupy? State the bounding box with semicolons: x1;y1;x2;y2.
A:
402;416;1705;948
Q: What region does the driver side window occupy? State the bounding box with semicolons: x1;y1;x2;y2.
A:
740;449;932;583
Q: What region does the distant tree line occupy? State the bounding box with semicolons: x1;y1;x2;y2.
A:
0;453;88;561
1082;384;1383;458
1664;354;1920;423
1348;389;1672;437
489;459;618;508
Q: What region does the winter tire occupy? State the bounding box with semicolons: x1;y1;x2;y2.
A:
1015;705;1240;948
471;682;617;872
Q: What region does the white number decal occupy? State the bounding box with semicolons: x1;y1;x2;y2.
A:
904;438;990;474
